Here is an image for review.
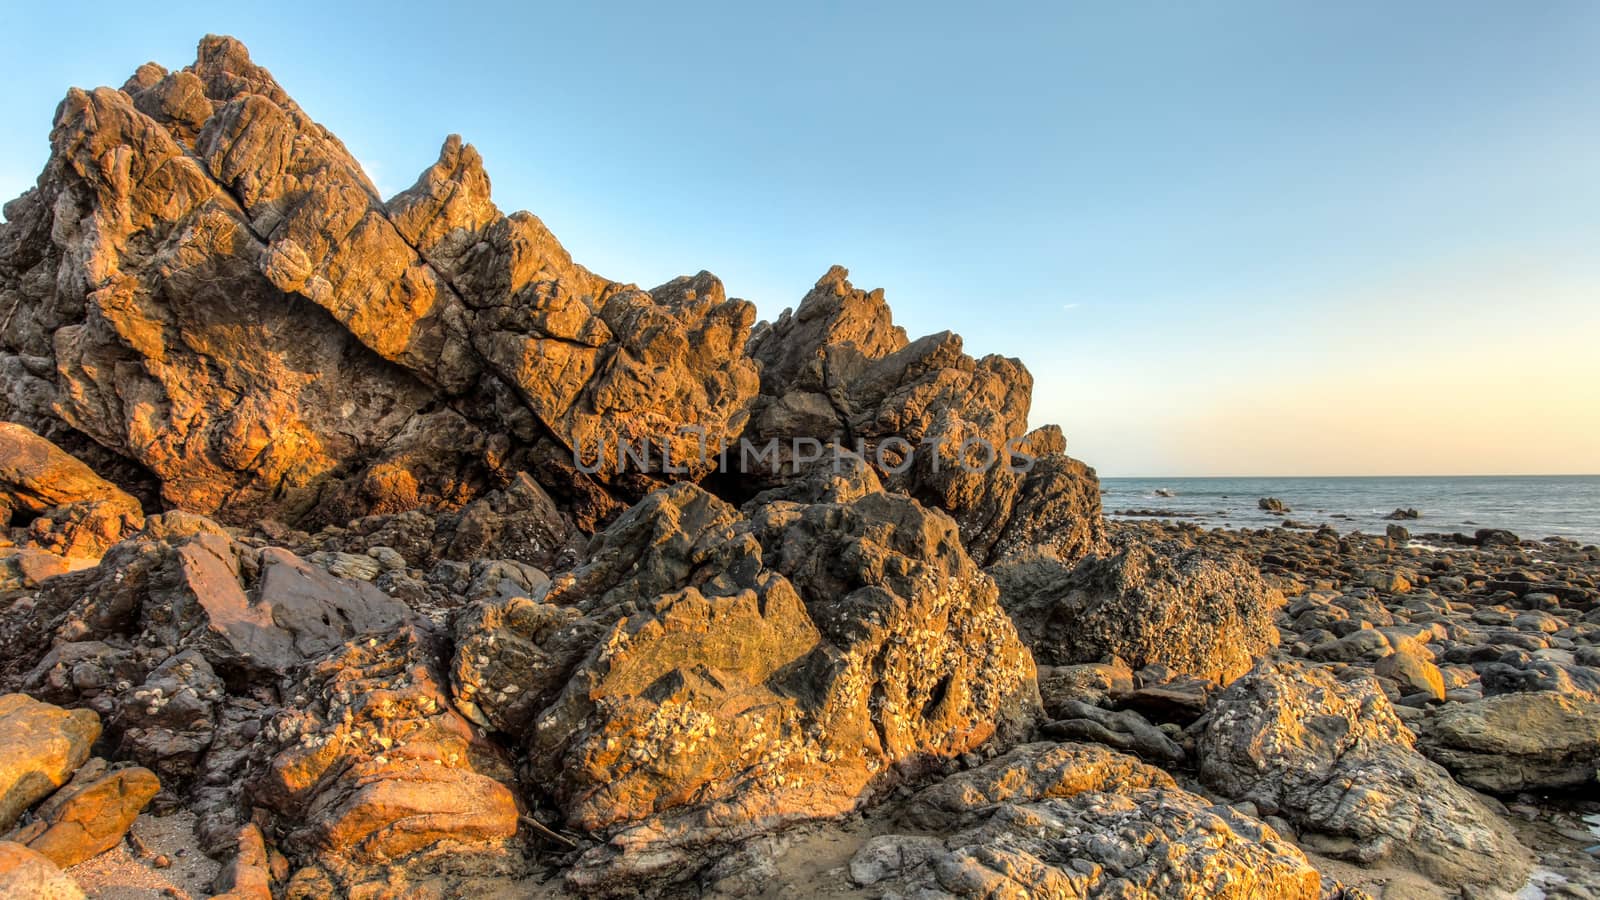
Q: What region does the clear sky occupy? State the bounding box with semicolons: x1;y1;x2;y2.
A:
3;2;1597;476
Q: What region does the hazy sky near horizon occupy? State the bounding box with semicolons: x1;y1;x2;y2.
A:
3;2;1597;476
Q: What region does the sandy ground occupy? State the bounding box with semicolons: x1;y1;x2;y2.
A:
67;810;218;900
47;783;1600;899
740;821;876;898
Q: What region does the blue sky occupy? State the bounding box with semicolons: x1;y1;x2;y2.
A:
4;2;1597;475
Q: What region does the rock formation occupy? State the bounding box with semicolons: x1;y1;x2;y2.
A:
743;268;1105;564
858;742;1324;899
0;698;154;884
0;423;143;559
0;35;1101;552
453;468;1042;890
4;758;161;868
991;539;1282;684
3;31;1589;900
247;626;524;897
1418;691;1600;793
1198;661;1529;892
0;841;87;899
0;694;102;830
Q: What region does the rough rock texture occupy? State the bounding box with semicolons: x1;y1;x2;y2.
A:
451;471;1041;891
0;840;86;899
0;53;452;525
1373;639;1445;702
246;625;523;897
0;515;449;855
1041;700;1184;765
1419;691;1600;793
745;267;1105;565
285;471;581;584
0;422;142;557
14;30;1558;900
1198;660;1529;891
3;757;159;868
210;823;273;900
990;541;1282;684
1;521;415;690
2;36;1107;553
0;36;758;531
859;742;1323;899
0;694;101;831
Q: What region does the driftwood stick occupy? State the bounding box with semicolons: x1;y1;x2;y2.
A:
520;815;579;849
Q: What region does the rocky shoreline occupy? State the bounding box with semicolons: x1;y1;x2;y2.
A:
1;34;1597;900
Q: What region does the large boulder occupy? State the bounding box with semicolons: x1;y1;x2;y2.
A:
990;541;1281;684
0;695;100;831
0;36;763;531
856;742;1324;899
0;51;465;526
1198;661;1530;891
0;423;142;558
384;135;760;491
745;267;1105;564
0;841;85;899
1419;691;1600;793
3;757;159;868
245;626;523;897
452;477;1041;891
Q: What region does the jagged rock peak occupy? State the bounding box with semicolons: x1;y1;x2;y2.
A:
2;35;1103;565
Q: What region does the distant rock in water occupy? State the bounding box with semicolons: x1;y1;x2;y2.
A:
1258;497;1289;514
1475;528;1521;548
1384;507;1421;520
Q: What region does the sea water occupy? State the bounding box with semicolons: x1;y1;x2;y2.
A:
1100;475;1600;545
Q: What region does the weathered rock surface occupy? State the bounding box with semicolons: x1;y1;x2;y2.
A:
1198;660;1529;891
1036;659;1135;715
0;35;755;530
0;840;86;899
2;521;415;689
21;29;1600;900
0;694;101;831
4;757;159;868
0;423;143;560
3;35;1109;560
990;540;1281;684
1373;638;1445;702
452;473;1040;891
745;268;1105;565
0;36;1109;889
246;625;523;897
1040;700;1184;765
860;742;1323;899
1419;691;1600;793
209;823;273;900
0;517;450;854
